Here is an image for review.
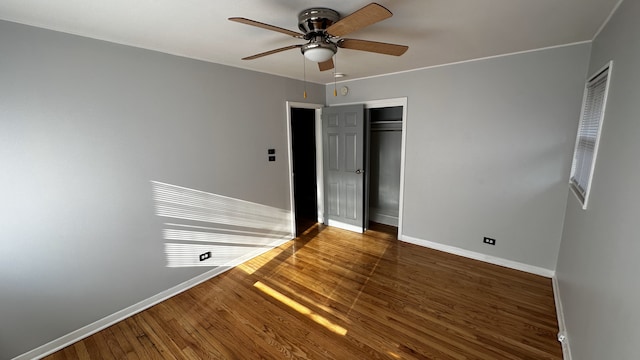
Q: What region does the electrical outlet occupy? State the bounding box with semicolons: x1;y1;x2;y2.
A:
483;237;496;246
199;251;211;261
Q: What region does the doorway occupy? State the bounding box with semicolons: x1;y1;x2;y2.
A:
290;108;317;236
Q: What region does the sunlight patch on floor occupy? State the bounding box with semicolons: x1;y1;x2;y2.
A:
254;281;348;336
387;350;401;359
237;242;295;275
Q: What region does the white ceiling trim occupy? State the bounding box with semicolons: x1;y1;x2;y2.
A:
330;40;593;85
592;0;625;41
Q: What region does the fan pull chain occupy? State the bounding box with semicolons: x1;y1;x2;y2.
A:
303;56;308;99
333;53;338;97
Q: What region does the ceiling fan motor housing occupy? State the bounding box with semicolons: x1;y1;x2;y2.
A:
298;8;340;61
298;8;340;38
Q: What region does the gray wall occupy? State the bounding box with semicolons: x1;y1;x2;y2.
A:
0;20;324;359
328;44;590;270
556;1;640;359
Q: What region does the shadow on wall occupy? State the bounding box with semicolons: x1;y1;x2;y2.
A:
151;181;292;267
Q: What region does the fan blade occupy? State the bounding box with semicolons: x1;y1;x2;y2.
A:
229;17;304;38
338;39;408;56
318;58;334;72
242;45;302;60
325;3;392;37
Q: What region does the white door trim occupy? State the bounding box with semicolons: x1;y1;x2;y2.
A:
329;98;408;238
286;101;324;237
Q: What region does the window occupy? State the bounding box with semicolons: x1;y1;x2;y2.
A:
569;61;613;209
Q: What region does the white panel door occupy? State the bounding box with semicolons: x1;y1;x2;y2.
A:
322;104;364;232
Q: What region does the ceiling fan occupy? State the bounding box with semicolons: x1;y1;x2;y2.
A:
229;3;409;72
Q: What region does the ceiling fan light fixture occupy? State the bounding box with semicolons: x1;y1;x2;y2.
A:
301;40;337;63
303;47;335;62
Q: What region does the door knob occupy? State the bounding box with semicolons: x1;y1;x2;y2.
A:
355;169;364;174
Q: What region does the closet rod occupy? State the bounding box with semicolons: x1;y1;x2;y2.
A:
370;120;402;124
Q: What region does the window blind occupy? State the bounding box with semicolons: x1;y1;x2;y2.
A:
570;63;612;209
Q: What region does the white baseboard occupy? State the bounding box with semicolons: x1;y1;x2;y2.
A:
327;219;363;233
14;237;291;360
552;276;572;360
399;234;555;278
369;211;399;227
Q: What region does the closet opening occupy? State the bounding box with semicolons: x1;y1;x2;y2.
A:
366;106;403;229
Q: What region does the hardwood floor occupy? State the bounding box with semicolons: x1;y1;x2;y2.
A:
45;223;562;359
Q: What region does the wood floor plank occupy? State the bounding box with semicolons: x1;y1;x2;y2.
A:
44;223;562;359
108;322;141;360
124;316;166;359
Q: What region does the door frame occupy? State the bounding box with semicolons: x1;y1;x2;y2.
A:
328;97;408;238
286;101;324;237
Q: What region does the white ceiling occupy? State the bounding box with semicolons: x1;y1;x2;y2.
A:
0;0;620;84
